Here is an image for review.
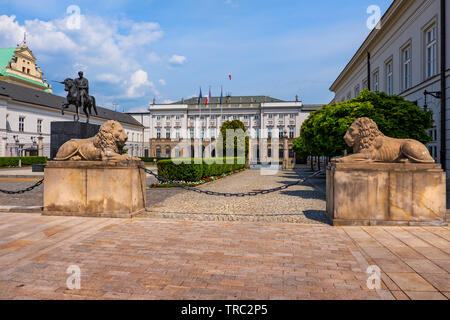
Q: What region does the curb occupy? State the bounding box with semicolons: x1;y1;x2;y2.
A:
0;206;43;213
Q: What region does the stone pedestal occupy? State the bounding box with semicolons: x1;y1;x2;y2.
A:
43;160;146;218
50;122;100;159
326;162;447;226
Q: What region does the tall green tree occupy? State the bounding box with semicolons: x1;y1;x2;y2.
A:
217;120;249;159
293;90;434;158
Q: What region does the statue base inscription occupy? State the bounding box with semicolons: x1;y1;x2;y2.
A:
43;160;146;218
326;162;447;226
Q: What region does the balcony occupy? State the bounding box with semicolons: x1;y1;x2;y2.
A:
165;121;172;127
174;121;182;128
155;122;162;128
277;120;285;126
253;120;260;127
289;119;296;126
209;120;217;128
188;121;195;128
243;120;250;127
266;120;274;127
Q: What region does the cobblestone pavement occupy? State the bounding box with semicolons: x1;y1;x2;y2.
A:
144;169;329;224
0;169;329;224
0;212;449;300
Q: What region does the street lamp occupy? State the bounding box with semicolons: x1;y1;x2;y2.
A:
423;90;442;111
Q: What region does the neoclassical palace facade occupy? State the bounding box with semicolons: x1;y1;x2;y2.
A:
128;96;322;164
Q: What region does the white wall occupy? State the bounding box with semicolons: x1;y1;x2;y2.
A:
0;98;143;158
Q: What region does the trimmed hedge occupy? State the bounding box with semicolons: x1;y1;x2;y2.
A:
157;157;246;182
0;156;48;168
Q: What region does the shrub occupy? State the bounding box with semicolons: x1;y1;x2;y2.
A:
157;157;246;182
0;156;47;168
293;90;433;158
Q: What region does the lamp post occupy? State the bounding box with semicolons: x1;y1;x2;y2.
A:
283;128;289;170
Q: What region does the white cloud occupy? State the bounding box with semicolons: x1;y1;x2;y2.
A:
158;79;167;86
163;99;176;104
0;14;164;101
147;52;161;63
168;54;187;66
126;69;158;99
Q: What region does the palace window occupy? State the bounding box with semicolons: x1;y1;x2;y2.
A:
19;117;25;132
354;85;360;98
189;116;195;121
157;116;162;121
268;128;272;139
189;128;195;139
244;115;249;120
362;79;368;90
210;128;215;139
289;127;295;138
222;115;227;120
279;114;284;119
425;25;437;79
176;129;181;139
156;128;161;139
268;114;273;119
156;147;161;157
165;129;170;139
268;148;272;158
200;128;205;139
233;115;238;120
290;114;295;119
37;119;42;133
176;115;181;120
385;60;393;95
254;115;260;120
402;45;412;90
279;149;284;159
279;129;284;138
166;116;171;120
373;71;379;91
211;115;216;120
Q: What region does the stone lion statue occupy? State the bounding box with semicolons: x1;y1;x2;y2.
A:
54;120;140;162
336;117;435;163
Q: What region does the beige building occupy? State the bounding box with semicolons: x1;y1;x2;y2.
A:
330;0;449;174
0;36;53;93
129;96;322;166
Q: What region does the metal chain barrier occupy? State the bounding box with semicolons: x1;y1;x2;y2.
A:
140;166;325;197
0;179;44;195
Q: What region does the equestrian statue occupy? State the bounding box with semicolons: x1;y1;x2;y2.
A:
58;71;98;123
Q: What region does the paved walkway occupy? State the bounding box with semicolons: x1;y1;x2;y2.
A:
0;212;449;300
144;169;328;224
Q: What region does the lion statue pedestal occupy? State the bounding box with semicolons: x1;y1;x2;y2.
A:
327;118;447;226
43;120;146;218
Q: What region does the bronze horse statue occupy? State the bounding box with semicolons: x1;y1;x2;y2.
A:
60;78;98;123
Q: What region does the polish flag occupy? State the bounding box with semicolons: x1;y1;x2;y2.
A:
228;73;232;80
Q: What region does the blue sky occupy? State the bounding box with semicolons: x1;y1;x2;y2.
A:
0;0;393;112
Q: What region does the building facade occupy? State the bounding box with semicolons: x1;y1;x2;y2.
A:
330;0;449;173
0;38;53;93
0;80;145;158
128;96;322;165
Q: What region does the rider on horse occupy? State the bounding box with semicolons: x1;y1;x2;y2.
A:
74;71;89;112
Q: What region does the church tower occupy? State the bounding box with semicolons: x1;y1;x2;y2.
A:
0;33;52;93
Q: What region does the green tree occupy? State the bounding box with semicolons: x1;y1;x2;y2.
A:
293;90;433;158
217;120;250;160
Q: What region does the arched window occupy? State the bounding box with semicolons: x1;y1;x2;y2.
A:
156;146;161;157
165;146;171;157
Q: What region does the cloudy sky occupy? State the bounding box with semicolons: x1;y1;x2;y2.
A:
0;0;392;112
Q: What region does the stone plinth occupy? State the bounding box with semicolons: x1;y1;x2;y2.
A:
50;122;100;159
43;160;146;218
326;162;447;226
